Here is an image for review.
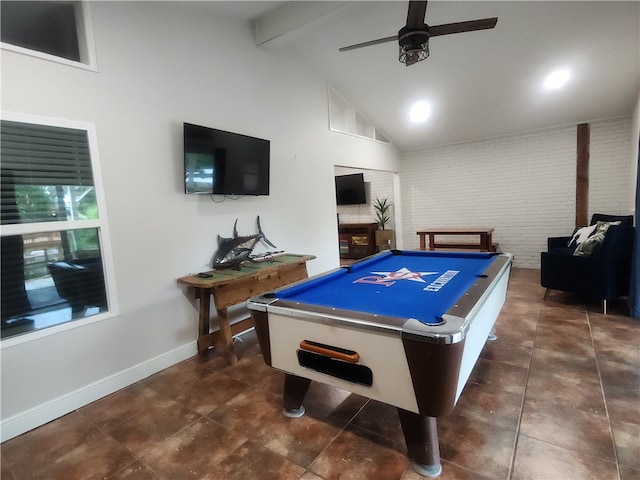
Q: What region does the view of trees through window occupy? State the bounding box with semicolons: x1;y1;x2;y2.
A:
16;185;99;260
1;117;108;339
17;185;97;220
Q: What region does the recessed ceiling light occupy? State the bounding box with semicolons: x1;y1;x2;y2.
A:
544;69;571;89
409;101;431;123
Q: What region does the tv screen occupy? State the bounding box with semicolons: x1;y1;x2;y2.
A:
335;173;366;205
184;123;270;195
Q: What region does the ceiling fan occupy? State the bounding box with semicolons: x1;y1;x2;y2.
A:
339;1;498;66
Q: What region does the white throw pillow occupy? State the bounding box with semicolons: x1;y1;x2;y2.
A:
567;224;597;248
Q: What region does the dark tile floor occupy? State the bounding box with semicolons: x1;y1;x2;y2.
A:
2;268;639;480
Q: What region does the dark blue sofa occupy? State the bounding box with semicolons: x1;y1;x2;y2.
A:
540;213;635;314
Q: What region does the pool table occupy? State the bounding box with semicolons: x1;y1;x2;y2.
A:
248;249;512;477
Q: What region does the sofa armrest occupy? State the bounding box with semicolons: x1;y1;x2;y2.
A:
596;226;634;258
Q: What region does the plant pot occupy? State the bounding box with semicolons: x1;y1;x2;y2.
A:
375;229;395;250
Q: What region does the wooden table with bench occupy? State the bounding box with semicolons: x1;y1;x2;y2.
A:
417;227;497;252
177;253;315;364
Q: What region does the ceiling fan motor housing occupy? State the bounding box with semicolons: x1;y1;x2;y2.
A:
398;25;430;66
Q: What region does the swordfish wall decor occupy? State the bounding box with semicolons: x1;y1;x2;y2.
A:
211;216;278;270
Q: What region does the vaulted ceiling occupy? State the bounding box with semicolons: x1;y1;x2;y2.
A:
209;1;640;151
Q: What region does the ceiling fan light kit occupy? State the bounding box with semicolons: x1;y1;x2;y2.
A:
398;26;430;66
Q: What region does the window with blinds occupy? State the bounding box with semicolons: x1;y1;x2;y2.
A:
1;121;96;225
1;116;109;340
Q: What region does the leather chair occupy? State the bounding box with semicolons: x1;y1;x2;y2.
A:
540;214;635;314
48;258;107;316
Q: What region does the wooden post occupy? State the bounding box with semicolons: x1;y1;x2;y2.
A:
576;123;590;227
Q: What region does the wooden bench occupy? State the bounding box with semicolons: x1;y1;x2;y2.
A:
417;228;496;252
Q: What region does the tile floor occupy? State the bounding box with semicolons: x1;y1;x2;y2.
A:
2;268;639;480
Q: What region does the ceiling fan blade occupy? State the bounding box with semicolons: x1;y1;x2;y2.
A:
339;35;398;52
429;18;498;37
406;1;428;28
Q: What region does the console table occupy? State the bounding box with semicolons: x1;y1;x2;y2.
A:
177;253;315;364
417;228;496;252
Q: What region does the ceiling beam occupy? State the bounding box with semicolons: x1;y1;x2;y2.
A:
255;1;353;50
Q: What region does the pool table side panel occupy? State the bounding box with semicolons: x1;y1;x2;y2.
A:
455;265;511;401
401;257;512;416
401;335;465;417
266;312;420;413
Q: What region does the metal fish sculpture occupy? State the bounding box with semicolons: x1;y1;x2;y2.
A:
211;216;276;270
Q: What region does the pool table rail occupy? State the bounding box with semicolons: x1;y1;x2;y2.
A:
249;252;513;346
249;296;407;334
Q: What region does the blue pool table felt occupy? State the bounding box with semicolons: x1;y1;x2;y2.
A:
277;251;498;325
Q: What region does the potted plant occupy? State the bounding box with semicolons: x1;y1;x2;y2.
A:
373;197;395;249
373;197;391;230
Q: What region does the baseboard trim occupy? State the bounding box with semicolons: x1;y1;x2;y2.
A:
1;342;196;442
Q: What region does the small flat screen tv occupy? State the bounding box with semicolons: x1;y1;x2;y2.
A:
335;173;366;205
184;122;270;195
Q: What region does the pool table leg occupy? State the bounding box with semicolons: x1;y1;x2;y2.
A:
488;325;498;341
397;409;442;478
282;373;311;418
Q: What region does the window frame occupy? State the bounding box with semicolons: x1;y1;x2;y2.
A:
0;112;117;347
0;1;98;72
328;86;391;144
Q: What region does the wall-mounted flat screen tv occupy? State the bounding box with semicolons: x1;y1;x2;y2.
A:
335;173;366;205
184;123;270;195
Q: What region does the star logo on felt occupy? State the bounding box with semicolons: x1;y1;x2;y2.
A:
370;267;438;283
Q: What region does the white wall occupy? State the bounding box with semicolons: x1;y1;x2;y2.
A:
0;1;399;440
400;118;633;268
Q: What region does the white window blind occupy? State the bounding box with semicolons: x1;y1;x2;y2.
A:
1;120;97;226
1;121;94;186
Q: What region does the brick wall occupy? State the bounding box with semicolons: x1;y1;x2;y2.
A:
399;117;632;268
590;118;633;215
